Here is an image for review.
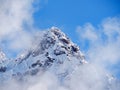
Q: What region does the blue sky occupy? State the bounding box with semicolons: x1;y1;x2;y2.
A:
33;0;120;43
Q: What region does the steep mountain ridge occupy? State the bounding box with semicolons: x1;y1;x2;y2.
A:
0;27;86;81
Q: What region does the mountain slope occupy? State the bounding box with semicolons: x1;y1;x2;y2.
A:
0;27;119;90
0;27;86;81
0;49;6;62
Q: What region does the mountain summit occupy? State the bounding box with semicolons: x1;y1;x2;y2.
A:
0;27;86;81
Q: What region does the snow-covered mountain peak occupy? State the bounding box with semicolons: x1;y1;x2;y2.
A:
30;27;85;60
0;27;119;90
0;27;86;81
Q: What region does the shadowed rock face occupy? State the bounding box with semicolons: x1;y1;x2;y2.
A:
0;66;6;72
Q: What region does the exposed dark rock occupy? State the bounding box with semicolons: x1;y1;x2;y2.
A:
41;36;56;50
47;57;55;63
44;57;55;67
44;60;52;66
60;38;70;44
61;46;68;50
51;29;61;38
31;60;42;68
71;45;79;53
45;52;49;57
0;66;6;72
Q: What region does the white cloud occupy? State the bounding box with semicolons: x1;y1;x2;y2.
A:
1;63;119;90
0;0;38;57
76;17;120;78
102;17;120;41
76;23;98;42
0;0;34;36
64;64;108;90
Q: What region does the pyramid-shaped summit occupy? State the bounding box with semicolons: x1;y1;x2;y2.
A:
0;27;86;81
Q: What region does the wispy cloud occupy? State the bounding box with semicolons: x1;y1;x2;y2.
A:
76;17;120;78
0;0;34;36
0;0;39;57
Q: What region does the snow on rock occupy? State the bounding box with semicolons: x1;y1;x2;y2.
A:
0;27;86;81
0;49;6;62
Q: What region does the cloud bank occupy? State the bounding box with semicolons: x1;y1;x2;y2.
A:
0;0;38;57
76;17;120;78
0;0;34;35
